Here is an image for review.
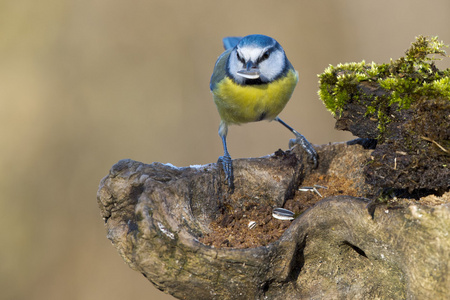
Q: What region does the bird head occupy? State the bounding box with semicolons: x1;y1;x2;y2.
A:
227;34;288;84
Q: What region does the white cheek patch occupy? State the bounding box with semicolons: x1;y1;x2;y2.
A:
228;51;246;84
259;50;285;81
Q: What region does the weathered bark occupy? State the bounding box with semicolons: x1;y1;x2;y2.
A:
97;143;450;299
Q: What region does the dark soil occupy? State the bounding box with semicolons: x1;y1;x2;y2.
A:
363;97;450;191
199;173;358;249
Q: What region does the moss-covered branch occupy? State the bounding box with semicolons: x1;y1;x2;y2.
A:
319;36;449;119
317;36;450;192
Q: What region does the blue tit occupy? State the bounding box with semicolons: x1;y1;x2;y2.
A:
210;34;318;187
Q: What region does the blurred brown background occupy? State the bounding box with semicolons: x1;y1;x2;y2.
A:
1;0;449;299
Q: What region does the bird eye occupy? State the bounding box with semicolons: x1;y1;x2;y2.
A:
236;52;245;63
260;52;270;61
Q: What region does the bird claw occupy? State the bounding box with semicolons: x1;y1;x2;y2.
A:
289;135;318;168
218;154;234;187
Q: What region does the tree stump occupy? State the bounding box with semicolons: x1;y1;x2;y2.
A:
97;142;449;299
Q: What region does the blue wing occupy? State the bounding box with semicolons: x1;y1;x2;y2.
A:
222;37;242;50
210;49;232;91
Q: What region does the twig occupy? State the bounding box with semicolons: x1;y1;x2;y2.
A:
420;136;449;153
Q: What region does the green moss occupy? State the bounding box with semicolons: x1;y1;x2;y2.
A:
318;61;371;116
418;76;450;99
318;35;450;119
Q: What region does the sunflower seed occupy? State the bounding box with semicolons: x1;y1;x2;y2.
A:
272;208;295;220
248;221;257;229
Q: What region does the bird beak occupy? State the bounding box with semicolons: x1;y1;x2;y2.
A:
237;61;260;79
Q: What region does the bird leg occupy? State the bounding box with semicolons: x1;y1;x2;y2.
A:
218;134;234;187
275;117;318;168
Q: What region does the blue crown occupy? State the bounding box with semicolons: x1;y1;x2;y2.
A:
238;34;278;49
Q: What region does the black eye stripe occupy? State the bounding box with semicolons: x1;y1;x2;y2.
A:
236;49;272;65
258;51;270;63
236;52;245;63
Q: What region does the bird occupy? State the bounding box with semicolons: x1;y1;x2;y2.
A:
210;34;318;187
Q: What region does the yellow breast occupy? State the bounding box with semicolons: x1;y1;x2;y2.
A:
212;69;298;125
